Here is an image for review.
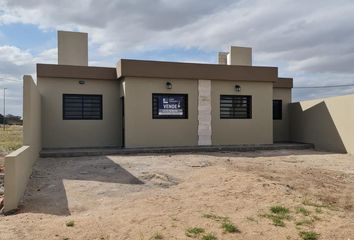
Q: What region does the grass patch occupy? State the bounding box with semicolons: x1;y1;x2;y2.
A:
202;213;229;222
201;233;217;240
185;227;205;238
65;220;75;227
261;205;291;227
270;205;290;215
299;231;320;240
296;207;311;216
0;125;22;155
203;213;240;234
221;222;240;233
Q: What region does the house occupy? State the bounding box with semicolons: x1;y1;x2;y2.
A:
35;30;293;149
6;30;354;213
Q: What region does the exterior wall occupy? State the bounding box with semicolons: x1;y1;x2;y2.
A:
58;31;88;66
124;77;198;148
290;94;354;154
38;77;121;148
4;76;41;213
211;81;273;145
273;88;291;142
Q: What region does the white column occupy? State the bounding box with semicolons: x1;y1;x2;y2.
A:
198;80;212;145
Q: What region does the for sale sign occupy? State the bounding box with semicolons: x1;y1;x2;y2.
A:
157;95;185;116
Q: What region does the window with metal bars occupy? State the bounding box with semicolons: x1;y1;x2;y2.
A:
220;95;252;119
273;99;282;120
63;94;102;120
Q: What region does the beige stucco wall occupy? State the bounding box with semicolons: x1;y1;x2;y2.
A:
4;76;41;213
273;88;291;142
58;31;88;66
211;81;273;145
290;94;354;154
37;77;121;148
124;77;198;148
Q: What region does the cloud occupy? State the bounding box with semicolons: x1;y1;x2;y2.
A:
1;0;353;72
1;0;354;115
0;45;56;115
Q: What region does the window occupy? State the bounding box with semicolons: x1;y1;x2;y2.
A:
273;100;282;120
152;94;188;119
63;94;102;120
220;95;252;119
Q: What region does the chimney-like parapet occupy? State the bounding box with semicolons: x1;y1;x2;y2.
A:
58;31;88;66
227;46;252;66
218;52;228;65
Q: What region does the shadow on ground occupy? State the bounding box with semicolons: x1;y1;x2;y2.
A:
20;156;143;216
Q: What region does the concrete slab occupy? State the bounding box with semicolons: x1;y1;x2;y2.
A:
40;143;314;158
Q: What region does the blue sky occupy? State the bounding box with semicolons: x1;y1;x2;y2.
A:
1;0;354;116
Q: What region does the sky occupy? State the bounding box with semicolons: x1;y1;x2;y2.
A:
1;0;354;116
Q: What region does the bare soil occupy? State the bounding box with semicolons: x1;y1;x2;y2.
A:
0;150;353;240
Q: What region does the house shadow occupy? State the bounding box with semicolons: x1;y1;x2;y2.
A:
19;156;143;216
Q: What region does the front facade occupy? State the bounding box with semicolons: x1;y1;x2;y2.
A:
35;31;293;149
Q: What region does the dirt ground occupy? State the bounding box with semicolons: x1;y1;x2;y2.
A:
0;149;353;240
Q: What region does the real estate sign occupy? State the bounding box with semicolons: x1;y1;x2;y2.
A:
157;95;185;116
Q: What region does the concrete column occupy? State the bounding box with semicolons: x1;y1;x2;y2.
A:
198;80;212;145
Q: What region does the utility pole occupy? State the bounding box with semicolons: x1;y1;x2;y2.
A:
3;88;6;131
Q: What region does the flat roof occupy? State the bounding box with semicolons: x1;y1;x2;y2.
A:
37;60;293;88
117;59;278;82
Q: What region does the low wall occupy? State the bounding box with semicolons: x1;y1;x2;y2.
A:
290;94;354;154
4;75;41;213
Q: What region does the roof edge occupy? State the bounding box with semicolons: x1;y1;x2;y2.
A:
118;59;278;82
274;77;293;88
37;63;117;80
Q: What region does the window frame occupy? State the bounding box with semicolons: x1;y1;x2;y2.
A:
220;95;252;119
63;94;103;120
152;93;188;119
273;99;283;120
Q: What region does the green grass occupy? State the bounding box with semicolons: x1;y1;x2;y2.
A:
296;207;311;216
261;205;291;227
299;231;320;240
270;206;290;215
201;233;217;240
221;222;240;233
203;213;240;234
65;220;75;227
272;217;286;227
0;125;22;156
185;227;205;238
